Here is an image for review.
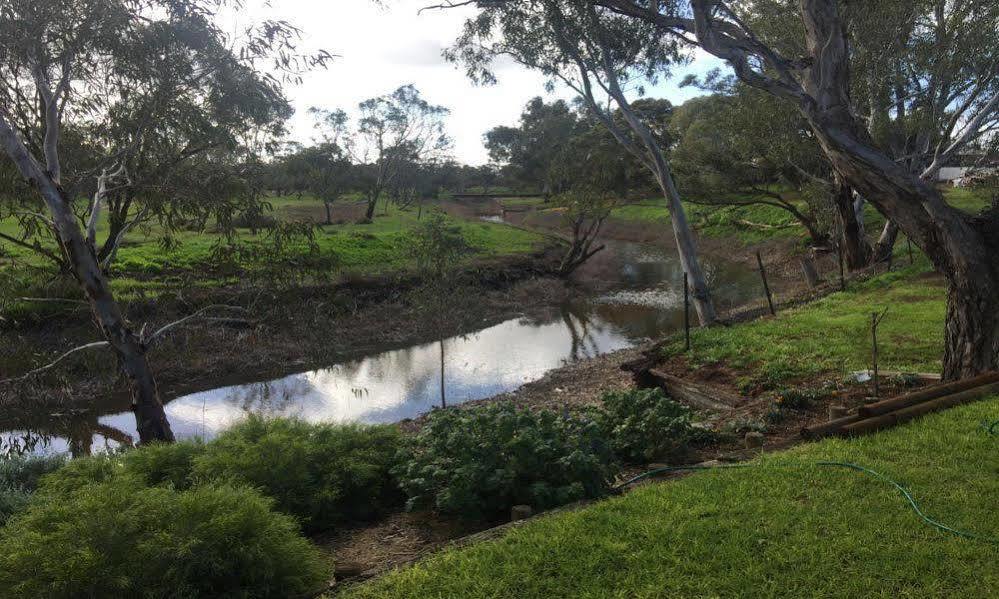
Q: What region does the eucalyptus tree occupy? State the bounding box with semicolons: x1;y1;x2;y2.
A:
671;87;833;247
447;0;720;324
549;123;628;276
484;97;584;197
352;85;451;221
588;0;999;378
301;108;355;224
0;0;331;442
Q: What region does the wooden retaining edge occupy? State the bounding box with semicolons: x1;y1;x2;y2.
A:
857;371;999;418
842;381;999;437
875;370;942;383
801;414;864;439
646;369;742;411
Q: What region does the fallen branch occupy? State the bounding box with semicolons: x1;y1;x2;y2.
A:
734;219;797;230
143;304;249;347
0;341;109;384
14;297;86;305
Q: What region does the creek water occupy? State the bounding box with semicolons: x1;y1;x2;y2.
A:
2;240;762;457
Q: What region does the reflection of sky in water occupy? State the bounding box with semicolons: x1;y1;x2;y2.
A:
1;241;762;456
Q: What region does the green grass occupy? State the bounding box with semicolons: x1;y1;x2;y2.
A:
611;187;995;245
0;196;544;297
499;197;547;209
662;265;946;391
343;396;999;598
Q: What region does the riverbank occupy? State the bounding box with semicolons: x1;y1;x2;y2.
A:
2;191;825;441
323;261;953;585
0;247;567;426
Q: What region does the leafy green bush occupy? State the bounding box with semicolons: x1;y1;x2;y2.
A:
191;416;402;532
395;404;617;519
0;455;66;526
595;388;704;463
0;478;330;598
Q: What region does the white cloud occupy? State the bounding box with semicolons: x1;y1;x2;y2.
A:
231;0;726;164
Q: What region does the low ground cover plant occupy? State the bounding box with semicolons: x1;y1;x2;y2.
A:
594;388;707;463
394;404;618;519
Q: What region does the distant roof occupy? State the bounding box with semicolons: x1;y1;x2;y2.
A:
944;154;999;167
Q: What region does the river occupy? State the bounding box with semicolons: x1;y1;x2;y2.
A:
1;241;762;456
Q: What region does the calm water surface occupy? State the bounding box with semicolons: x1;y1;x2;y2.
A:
2;241;761;456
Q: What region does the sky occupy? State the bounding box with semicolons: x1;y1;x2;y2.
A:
231;0;726;165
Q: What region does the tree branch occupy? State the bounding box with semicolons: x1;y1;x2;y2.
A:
0;341;109;385
143;304;250;347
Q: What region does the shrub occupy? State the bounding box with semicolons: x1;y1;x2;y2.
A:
395;404;617;519
122;439;205;489
191;416;402;532
595;388;704;463
35;441;206;497
0;478;330;598
0;455;66;526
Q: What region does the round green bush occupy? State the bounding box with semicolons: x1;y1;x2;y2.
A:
395;403;618;519
0;478;331;598
596;388;704;462
190;416;403;532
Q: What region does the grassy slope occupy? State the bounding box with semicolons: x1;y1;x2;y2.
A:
344;396;999;598
662;265;946;391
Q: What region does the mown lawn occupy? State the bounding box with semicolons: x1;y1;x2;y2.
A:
662;265;947;391
343;396;999;598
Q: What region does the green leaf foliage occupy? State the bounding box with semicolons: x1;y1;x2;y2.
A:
595;388;703;463
394;403;618;519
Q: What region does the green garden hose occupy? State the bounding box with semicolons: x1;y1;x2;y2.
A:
614;421;999;545
815;461;997;544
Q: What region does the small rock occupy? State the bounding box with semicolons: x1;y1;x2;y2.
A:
745;432;765;449
511;505;533;521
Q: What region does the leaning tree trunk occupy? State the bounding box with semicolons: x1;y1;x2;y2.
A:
655;163;718;325
943;262;999;380
872;220;899;263
54;204;175;443
794;0;999;379
832;178;872;269
0;120;175;443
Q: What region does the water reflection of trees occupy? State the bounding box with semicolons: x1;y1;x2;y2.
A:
561;306;606;361
222;377;315;415
1;413;134;459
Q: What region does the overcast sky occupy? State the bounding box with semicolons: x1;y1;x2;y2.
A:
233;0;726;165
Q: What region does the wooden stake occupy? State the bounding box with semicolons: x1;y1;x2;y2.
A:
439;338;446;409
906;238;914;265
756;251;776;316
683;272;691;351
837;242;846;291
870;308;888;398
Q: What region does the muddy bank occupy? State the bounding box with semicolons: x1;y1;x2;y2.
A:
0;249;567;420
